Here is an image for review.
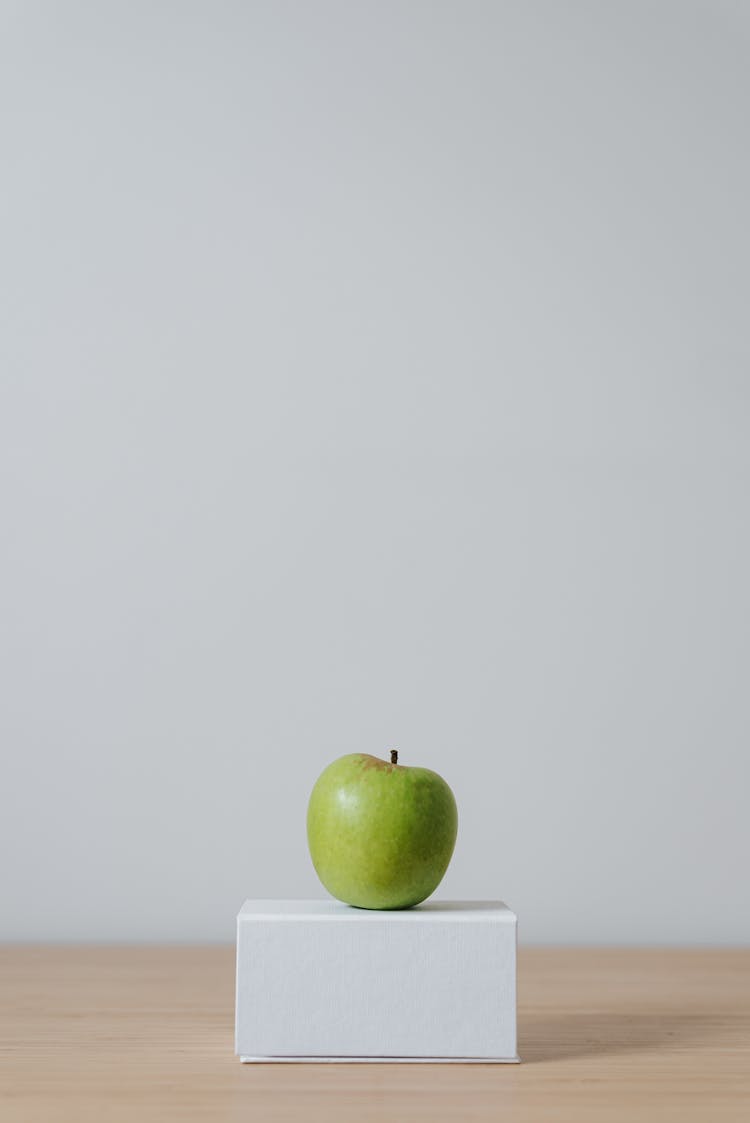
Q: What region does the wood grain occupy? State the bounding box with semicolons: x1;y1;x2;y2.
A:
1;946;748;1121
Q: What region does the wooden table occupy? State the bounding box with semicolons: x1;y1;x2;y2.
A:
1;946;748;1121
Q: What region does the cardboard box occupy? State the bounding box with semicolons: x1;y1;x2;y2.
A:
235;899;518;1062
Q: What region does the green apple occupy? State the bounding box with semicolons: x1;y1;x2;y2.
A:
307;750;458;910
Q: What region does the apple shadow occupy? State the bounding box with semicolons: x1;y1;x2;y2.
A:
519;1011;724;1063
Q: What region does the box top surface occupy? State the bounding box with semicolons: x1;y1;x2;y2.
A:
238;899;516;923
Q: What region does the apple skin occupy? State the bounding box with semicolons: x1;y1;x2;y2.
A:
307;752;458;910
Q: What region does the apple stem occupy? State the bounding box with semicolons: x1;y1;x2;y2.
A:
390;750;398;765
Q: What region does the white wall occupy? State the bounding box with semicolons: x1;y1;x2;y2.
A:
2;1;748;943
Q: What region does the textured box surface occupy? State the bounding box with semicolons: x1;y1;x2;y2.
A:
235;899;518;1062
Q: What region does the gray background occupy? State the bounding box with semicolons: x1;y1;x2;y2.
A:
2;0;748;944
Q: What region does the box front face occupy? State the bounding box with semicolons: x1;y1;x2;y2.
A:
236;912;516;1059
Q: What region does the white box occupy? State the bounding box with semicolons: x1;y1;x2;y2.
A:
235;899;518;1062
